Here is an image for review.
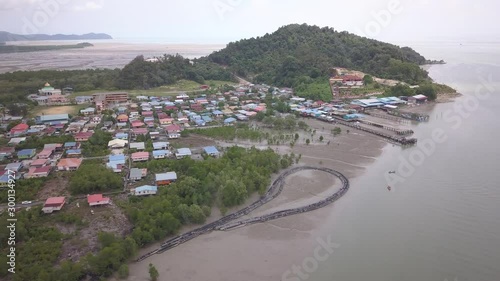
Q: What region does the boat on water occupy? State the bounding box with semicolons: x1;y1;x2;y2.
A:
388;171;396;174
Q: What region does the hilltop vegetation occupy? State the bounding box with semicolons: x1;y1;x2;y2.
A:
209;24;430;87
117;55;235;89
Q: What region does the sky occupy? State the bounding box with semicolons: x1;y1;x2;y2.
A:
0;0;499;44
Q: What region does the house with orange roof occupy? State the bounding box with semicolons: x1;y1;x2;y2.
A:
25;166;51;179
117;114;129;122
57;158;83;171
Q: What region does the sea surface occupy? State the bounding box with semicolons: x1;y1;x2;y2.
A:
308;42;500;281
0;39;224;73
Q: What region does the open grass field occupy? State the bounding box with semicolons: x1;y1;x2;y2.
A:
31;104;87;117
68;79;237;99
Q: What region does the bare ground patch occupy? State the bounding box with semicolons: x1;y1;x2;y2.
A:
37;172;71;200
53;196;133;263
33;105;81;116
170;134;217;149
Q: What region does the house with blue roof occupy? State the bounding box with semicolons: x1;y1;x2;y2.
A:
17;149;36;159
66;149;82;157
351;99;385;108
109;154;126;163
153;142;169;150
344;114;364;121
75;96;93;104
131;185;158;196
0;172;10;188
26;128;41;135
64;142;79;149
115;133;128;140
212;110;223;118
202;116;212;123
152;150;171;159
175;148;192;159
35;114;69;125
194;119;206;126
204;146;220;157
80;107;95;115
107;154;126;172
224;117;236;125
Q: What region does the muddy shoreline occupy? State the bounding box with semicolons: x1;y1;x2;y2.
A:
122;119;388;281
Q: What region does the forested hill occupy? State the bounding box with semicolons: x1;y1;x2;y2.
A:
208;24;430;86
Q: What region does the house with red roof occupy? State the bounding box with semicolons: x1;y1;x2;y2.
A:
87;194;110;207
165;105;178;111
159;118;174;125
42;197;66;214
166;124;182;134
9;123;29;136
36;149;53;159
131;152;149;162
74;132;94;142
131;128;148;136
30;158;49;168
330;75;364;87
131;121;145;128
0;147;15;158
157;113;169;119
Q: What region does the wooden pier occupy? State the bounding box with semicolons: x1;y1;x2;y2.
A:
359;119;414;136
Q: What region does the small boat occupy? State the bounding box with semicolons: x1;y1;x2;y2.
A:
388;171;396;174
387;186;392;191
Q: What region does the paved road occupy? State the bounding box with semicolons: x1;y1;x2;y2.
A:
0;201;43;211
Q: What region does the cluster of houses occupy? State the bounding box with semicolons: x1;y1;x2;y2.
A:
0;140;84;185
129;171;179;197
291;92;427;122
1;78;430;214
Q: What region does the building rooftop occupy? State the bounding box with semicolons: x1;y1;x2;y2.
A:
45;197;65;206
36;114;69;122
135;185;157;192
204;146;219;155
155;172;177;181
129;168;143;179
176;148;192;156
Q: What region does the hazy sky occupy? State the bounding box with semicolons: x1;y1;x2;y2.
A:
0;0;498;44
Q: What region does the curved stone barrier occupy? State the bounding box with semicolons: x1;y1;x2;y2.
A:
136;166;349;262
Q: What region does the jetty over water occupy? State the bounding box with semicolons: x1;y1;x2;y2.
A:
320;116;418;146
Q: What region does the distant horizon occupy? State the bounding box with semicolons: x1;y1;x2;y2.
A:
4;30;500;46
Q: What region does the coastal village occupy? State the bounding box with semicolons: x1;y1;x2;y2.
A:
0;73;431;214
